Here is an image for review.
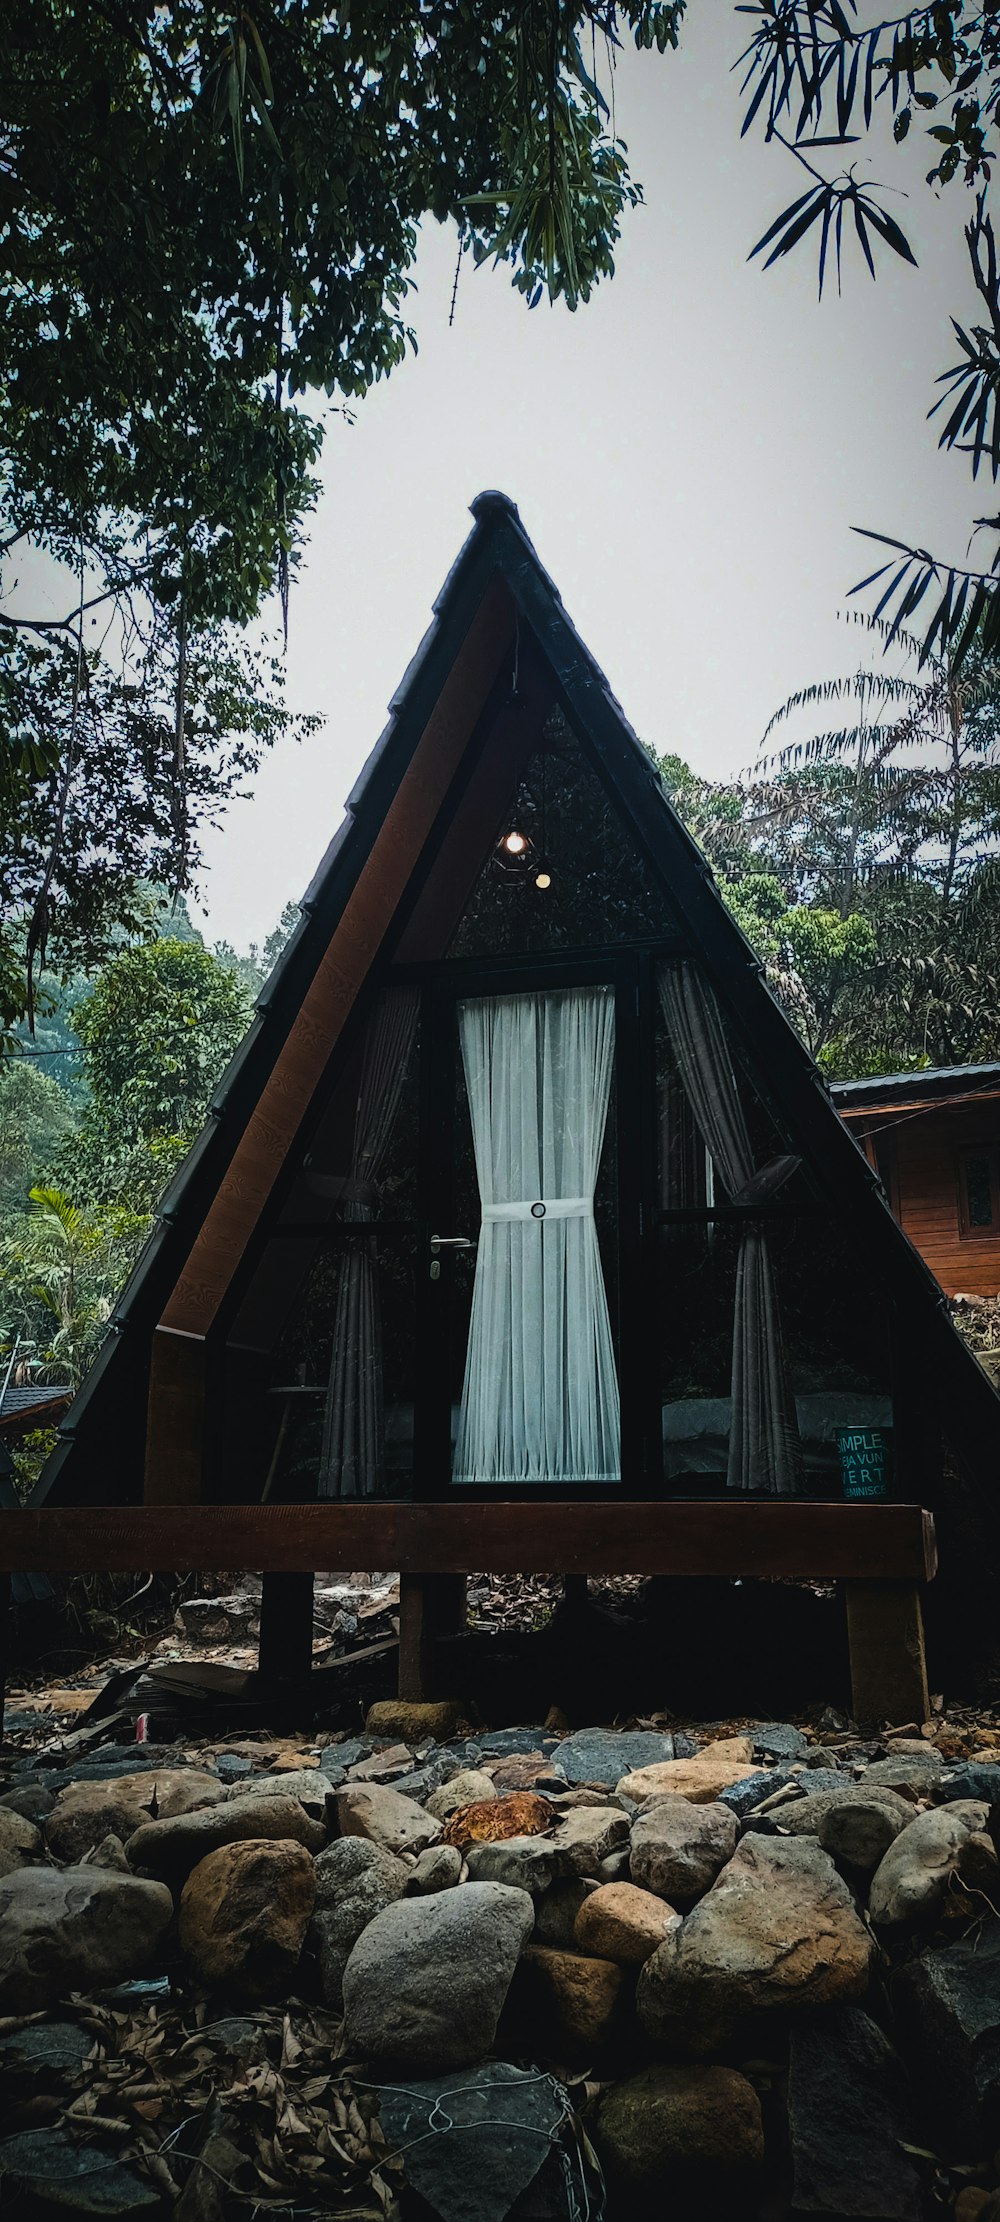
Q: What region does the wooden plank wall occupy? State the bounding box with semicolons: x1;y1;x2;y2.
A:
893;1108;1000;1298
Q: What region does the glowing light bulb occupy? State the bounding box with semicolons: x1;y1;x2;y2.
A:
503;830;527;855
535;871;552;890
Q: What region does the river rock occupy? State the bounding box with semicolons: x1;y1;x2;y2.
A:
534;1877;598;1948
46;1769;223;1863
547;1804;629;1876
718;1768;794;1818
514;1944;624;2056
555;1730;675;1786
465;1835;561;1899
0;1809;42;1873
940;1765;1000;1805
311;1837;408;2007
88;1834;131;1872
0;1865;173;2012
365;1699;468;1743
636;1833;875;2054
629;1796;737;1903
441;1792;554;1850
743;1780;864;1835
619;1736;755;1806
218;1769;337;1813
347;1743;415;1784
818;1791;915;1875
751;1722;810;1760
869;1801;993;1928
180;1839;316;1997
0;2128;161;2214
861;1751;945;1797
425;1770;498;1820
893;1919;1000;2148
0;1784;55;1823
575;1881;677;1964
379;2061;563;2222
336;1783;442;1857
342;1881;534;2073
595;2063;764;2195
127;1794;325;1884
404;1843;464;1896
788;2008;923;2221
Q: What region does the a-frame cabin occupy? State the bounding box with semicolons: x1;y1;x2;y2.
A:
8;493;1000;1725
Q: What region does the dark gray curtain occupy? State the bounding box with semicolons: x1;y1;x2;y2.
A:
318;986;419;1499
658;964;803;1496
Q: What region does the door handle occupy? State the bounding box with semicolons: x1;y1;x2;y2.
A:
430;1234;474;1252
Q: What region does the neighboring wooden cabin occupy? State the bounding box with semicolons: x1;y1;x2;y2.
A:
833;1065;1000;1299
4;494;1000;1725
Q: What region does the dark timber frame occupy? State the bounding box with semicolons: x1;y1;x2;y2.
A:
7;491;1000;1732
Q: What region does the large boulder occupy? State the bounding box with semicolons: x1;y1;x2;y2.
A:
893;1920;1000;2149
636;1834;875;2055
787;2008;924;2222
179;1839;316;1997
868;1802;993;1929
46;1769;223;1863
595;2064;764;2198
575;1881;677;1964
335;1784;442;1858
309;1837;408;2009
629;1796;737;1903
0;1865;173;2012
127;1794;325;1885
342;1882;534;2074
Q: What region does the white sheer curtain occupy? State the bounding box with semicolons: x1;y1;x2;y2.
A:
317;986;419;1499
658;963;803;1497
453;986;620;1485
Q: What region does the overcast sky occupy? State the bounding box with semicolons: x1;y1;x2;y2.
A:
193;6;976;952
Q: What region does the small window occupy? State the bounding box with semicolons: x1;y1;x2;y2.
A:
958;1144;1000;1239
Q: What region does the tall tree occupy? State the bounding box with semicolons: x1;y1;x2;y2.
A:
71;938;254;1147
2;4;684;1029
751;627;1000;1067
740;4;1000;666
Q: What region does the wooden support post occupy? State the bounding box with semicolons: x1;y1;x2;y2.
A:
844;1580;930;1731
398;1573;467;1701
257;1572;315;1728
0;1573;10;1748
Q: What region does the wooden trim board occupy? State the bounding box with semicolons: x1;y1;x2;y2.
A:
0;1501;937;1580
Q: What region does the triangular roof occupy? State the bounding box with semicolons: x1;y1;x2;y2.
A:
35;491;1000;1527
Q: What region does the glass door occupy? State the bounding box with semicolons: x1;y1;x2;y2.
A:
413;954;644;1497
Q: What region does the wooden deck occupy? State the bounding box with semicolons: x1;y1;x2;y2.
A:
0;1498;937;1580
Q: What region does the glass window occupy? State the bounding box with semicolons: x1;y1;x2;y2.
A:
960;1149;997;1236
448;710;672;958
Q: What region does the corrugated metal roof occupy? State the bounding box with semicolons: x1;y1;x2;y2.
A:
832;1063;1000;1110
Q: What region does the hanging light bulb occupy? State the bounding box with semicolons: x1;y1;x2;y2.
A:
503;829;527;856
535;870;551;890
